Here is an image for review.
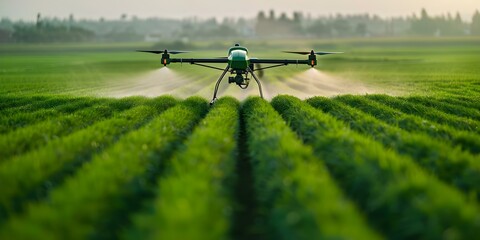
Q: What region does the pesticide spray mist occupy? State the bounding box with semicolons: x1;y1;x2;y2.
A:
105;68;200;98
103;67;376;100
258;68;376;100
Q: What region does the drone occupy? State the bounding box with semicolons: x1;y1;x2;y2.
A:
138;44;342;105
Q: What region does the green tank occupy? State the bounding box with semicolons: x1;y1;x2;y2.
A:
228;46;250;70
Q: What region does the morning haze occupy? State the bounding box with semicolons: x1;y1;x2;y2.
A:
1;0;478;20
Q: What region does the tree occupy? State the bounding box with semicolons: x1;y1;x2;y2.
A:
36;13;42;28
308;20;331;37
355;22;367;37
472;10;480;35
293;12;302;23
269;10;275;20
455;12;462;24
410;8;435;36
257;11;266;21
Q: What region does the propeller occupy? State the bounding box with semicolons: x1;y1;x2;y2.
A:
283;50;343;55
136;50;190;54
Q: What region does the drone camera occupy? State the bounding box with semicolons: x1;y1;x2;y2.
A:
228;74;244;85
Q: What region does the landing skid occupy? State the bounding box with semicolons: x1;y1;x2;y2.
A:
210;67;264;105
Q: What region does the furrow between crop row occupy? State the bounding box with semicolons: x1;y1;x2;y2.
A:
271;95;480;239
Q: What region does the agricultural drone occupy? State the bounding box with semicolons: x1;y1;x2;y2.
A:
138;44;342;104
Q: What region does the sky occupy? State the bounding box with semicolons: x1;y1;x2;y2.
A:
1;0;479;21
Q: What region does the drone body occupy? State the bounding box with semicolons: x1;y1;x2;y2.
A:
138;44;342;104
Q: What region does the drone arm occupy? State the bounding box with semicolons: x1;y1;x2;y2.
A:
191;63;226;71
250;59;309;65
254;63;291;71
168;58;230;70
170;58;229;64
250;59;316;68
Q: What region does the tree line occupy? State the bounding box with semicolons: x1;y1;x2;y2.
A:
0;9;479;43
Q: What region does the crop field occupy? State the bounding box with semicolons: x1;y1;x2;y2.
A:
1;38;480;239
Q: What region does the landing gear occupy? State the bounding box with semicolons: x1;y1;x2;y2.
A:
247;67;264;98
210;66;230;105
210;67;264;105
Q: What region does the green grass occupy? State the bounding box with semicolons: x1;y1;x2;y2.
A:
0;38;480;239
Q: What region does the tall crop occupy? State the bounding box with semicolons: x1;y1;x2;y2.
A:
404;96;480;122
0;97;101;134
0;96;50;111
1;96;86;116
336;95;480;154
366;94;480;133
307;96;480;196
440;96;480;110
0;96;177;220
272;95;480;239
125;97;238;240
0;97;147;160
0;97;206;240
243;97;382;240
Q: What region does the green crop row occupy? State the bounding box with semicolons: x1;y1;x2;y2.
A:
125;97;238;240
404;96;480;122
0;95;51;111
0;97;207;240
0;96;82;115
0;97;149;160
0;97;101;134
336;95;480;154
307;96;480;196
439;96;480;111
435;88;480;100
0;96;177;220
243;97;382;240
366;94;480;133
271;95;480;239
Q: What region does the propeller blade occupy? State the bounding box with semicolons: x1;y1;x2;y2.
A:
283;51;344;55
136;50;164;54
136;50;191;54
283;51;311;55
169;50;191;54
314;51;344;55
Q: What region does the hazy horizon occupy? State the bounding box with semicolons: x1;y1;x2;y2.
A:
1;0;479;22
